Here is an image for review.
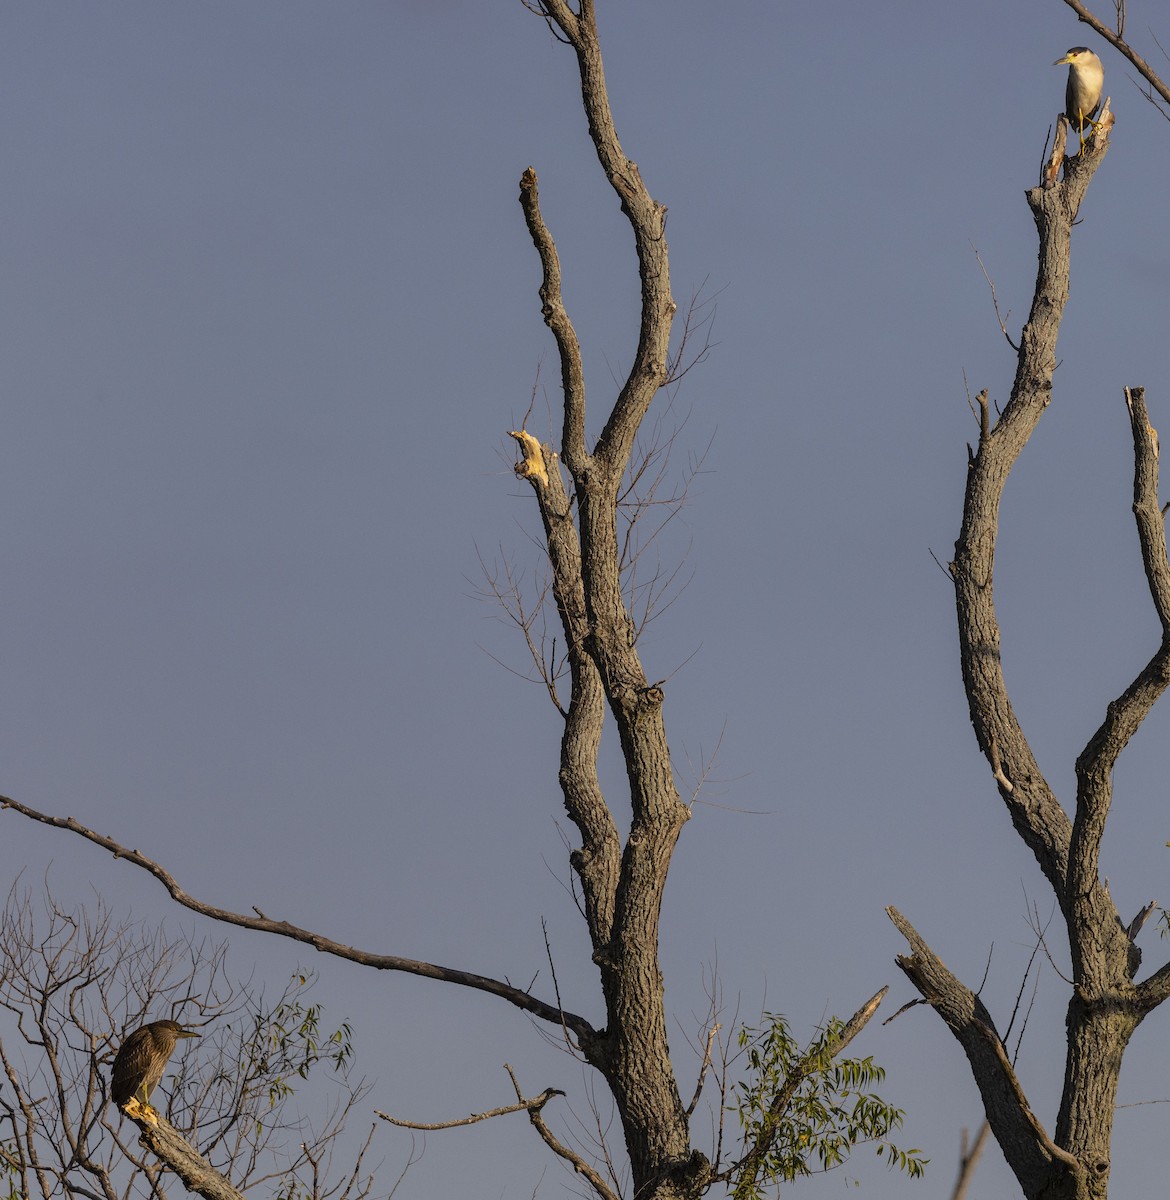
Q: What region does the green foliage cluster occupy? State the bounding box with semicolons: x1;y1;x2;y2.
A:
0;1141;20;1200
730;1012;926;1199
233;986;355;1118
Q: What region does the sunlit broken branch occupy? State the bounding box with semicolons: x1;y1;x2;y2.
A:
509;429;551;488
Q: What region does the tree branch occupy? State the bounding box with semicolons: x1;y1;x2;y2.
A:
518;168;587;472
1060;0;1170;118
1124;387;1170;632
885;908;1084;1197
504;1064;620;1200
684;1023;719;1120
1070;388;1170;921
375;1088;564;1131
533;0;676;478
0;796;597;1043
949;1121;991;1200
127;1115;245;1200
1135;956;1170;1010
950;127;1111;909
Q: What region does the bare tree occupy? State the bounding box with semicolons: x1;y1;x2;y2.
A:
0;5;923;1200
0;880;385;1200
887;83;1170;1200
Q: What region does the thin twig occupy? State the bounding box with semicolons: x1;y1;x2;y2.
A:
375;1091;563;1132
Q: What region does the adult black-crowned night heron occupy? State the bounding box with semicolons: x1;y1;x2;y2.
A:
1053;47;1104;150
110;1019;200;1125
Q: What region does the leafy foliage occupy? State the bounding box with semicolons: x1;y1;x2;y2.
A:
729;1012;926;1199
0;1141;20;1200
246;993;355;1111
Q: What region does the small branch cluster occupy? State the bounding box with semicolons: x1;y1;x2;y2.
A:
0;880;381;1200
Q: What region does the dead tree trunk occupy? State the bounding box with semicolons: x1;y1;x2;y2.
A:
511;4;705;1195
889;111;1170;1200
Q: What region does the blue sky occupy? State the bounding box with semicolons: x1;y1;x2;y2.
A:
3;2;1170;1196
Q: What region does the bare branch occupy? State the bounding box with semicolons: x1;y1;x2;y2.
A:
971;245;1020;351
1126;900;1157;942
517;168;587;472
1135;955;1170;1011
474;546;567;715
886;907;1084;1195
949;1121;991;1200
1069;389;1170;921
683;1023;719;1120
1124;387;1170;628
529;3;676;477
375;1089;564;1132
0;797;597;1044
950;126;1111;910
664;280;720;387
504;1064;620;1200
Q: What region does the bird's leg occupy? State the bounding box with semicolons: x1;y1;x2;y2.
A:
1075;108;1105;154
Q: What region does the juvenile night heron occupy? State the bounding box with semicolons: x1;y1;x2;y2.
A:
110;1019;200;1125
1054;47;1104;150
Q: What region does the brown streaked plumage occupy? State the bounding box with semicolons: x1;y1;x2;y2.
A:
110;1019;200;1124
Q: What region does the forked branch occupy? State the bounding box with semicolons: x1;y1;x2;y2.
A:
504;1064;620;1200
886;908;1083;1196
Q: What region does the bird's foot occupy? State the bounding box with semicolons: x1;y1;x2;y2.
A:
122;1096;160;1126
1076;114;1105;155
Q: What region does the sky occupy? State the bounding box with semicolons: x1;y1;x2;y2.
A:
2;2;1170;1197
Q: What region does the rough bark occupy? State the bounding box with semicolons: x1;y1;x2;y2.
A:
890;115;1170;1199
130;1117;246;1200
513;5;702;1195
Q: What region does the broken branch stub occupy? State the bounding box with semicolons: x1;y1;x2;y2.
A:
509;428;550;487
